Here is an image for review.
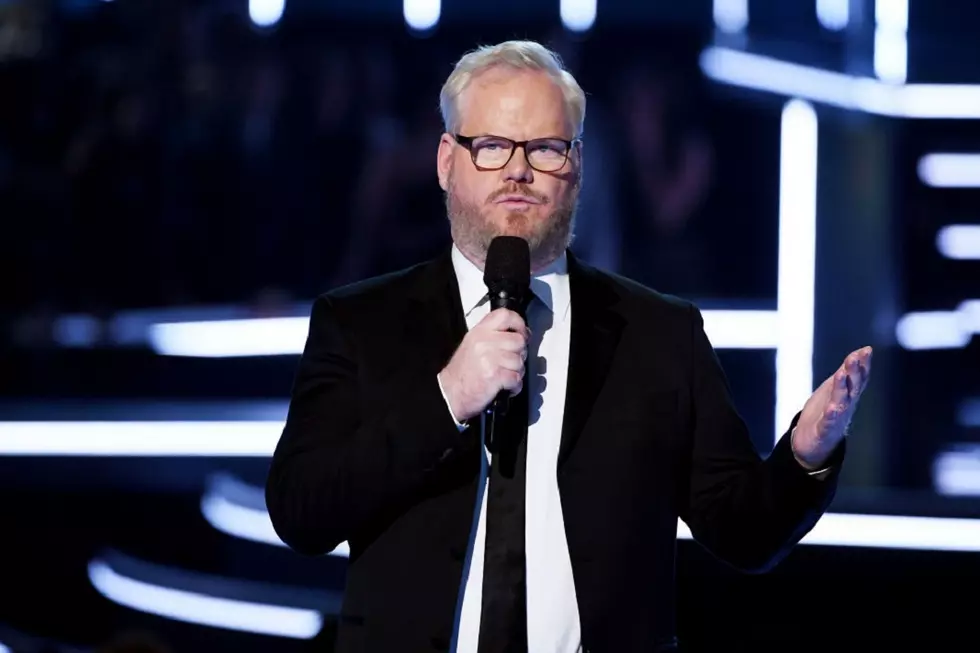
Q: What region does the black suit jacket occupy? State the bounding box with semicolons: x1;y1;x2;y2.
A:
266;249;843;653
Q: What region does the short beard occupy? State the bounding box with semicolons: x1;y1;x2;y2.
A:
445;169;578;271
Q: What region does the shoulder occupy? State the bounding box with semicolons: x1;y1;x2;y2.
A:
570;256;706;384
322;259;434;306
572;255;696;324
301;257;446;348
316;257;448;313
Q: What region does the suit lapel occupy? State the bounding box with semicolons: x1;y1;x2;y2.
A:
403;250;469;376
403;248;624;465
558;253;626;468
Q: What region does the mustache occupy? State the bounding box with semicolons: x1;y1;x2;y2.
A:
487;186;549;204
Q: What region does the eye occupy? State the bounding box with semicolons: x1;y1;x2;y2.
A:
473;137;511;151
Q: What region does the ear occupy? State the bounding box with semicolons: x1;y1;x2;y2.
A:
567;140;584;184
437;133;455;191
573;140;584;173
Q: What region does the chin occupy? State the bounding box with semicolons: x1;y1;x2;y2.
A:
495;218;538;243
500;204;547;227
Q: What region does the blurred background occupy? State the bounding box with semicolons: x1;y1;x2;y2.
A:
2;0;980;650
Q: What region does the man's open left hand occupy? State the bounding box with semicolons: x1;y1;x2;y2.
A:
792;346;873;470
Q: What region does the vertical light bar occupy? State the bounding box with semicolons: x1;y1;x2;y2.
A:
874;0;908;83
249;0;285;27
403;0;440;31
714;0;748;33
560;0;596;32
875;0;909;34
816;0;849;31
776;99;818;445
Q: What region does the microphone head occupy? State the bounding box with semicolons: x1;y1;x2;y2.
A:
484;236;531;297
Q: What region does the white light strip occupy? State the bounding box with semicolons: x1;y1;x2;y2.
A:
202;491;289;547
895;311;970;349
560;0;596;32
701;46;868;109
700;310;778;348
713;0;748;33
149;317;309;357
873;0;908;84
873;25;907;84
805;513;980;551
936;225;980;260
210;474;980;553
88;559;322;638
205;480;980;552
249;0;285;27
148;310;774;357
700;46;980;119
894;300;980;350
816;0;849;31
918;154;980;188
403;0;439;31
201;480;350;557
933;447;980;497
875;0;908;32
678;512;980;551
0;421;281;456
891;85;980;119
775;99;818;446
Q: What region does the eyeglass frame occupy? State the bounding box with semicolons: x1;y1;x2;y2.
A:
452;133;582;172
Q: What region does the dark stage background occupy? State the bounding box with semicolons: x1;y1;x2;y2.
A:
3;0;980;651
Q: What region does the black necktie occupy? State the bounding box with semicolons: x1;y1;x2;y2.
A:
477;296;532;653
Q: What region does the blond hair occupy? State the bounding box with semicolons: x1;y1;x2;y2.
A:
439;40;586;136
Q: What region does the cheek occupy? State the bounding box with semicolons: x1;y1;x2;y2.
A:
539;178;572;204
453;170;494;204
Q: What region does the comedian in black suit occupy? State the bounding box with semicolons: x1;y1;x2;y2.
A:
266;40;873;653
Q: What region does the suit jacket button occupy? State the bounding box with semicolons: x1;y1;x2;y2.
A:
431;636;449;650
450;546;465;562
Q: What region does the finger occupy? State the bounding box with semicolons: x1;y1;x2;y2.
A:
844;353;863;398
497;351;525;373
857;360;870;393
847;346;873;397
827;367;850;417
501;370;523;396
483;309;528;334
857;346;873;390
495;331;530;353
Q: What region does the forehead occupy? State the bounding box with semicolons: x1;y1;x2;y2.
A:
457;67;572;140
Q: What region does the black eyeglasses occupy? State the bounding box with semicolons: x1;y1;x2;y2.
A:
453;134;580;173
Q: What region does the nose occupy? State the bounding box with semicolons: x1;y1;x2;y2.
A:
502;144;533;183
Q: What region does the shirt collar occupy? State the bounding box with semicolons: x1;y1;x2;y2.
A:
450;244;571;319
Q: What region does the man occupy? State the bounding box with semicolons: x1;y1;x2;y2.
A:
265;40;872;653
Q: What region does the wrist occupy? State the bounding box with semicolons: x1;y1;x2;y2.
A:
437;370;470;428
790;426;830;471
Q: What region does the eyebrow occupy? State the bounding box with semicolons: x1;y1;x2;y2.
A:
465;133;575;140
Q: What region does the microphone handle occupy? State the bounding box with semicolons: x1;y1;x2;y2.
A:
490;388;510;415
484;288;527;452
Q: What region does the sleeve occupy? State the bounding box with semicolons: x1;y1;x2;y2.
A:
437;372;470;431
677;304;844;572
265;295;473;555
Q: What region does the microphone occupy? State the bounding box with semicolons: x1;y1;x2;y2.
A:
483;236;531;453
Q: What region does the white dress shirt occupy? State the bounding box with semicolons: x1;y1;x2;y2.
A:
442;245;581;653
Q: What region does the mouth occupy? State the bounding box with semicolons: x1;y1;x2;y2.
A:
494;195;541;207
